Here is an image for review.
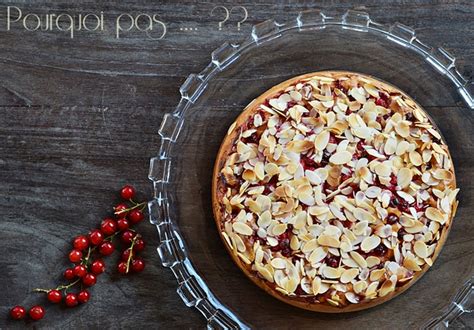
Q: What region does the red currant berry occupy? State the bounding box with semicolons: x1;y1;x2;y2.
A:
82;273;97;287
99;242;115;256
129;209;144;224
131;258;145;273
69;249;82;263
121;249;132;261
91;260;105;275
77;290;90;304
64;268;75;280
117;261;128;274
100;218;117;236
114;203;128;217
29;305;45;321
73;235;89;251
88;229;104;245
133;238;145;252
65;293;78;307
120;185;136;200
121;230;136;244
47;290;62;303
117;218;129;231
10;306;26;320
73;265;87;278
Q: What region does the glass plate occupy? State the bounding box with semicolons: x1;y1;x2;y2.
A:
148;10;474;329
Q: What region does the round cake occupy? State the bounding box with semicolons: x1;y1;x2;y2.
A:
212;71;459;312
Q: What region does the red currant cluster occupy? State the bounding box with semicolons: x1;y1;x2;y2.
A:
9;185;147;322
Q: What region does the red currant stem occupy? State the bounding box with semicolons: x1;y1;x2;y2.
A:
104;230;120;242
125;236;138;274
82;247;93;265
33;278;81;293
115;201;147;216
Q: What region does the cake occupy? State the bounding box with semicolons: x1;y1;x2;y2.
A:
212;71;458;312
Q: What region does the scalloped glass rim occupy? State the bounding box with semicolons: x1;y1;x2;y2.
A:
147;9;473;329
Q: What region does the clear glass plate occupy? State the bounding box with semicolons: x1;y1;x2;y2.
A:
148;10;473;329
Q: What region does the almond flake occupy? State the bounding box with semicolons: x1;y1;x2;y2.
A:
312;277;322;294
317;235;340;248
396;141;410;156
361;235;381;252
309;247;327;264
340;268;359;283
314;130;330;151
425;207;444;223
271;258;287;269
403;256;421;271
350;251;367;268
375;162;391;177
272;223;288;236
232;222;253;236
409;150;423;166
254;162;265;180
397;168;412;189
329;151;352;165
413;240;428;258
369;269;385;282
395;121;410;138
302;239;318;253
433;169;453;181
286;140;313;153
322;266;342;279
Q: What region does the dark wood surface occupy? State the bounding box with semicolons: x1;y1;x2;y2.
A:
0;1;472;329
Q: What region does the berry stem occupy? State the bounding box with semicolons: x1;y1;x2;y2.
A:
115;201;147;216
33;278;81;294
125;236;138;274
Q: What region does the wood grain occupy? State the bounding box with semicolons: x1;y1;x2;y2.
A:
0;1;472;329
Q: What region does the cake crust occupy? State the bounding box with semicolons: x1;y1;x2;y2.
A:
212;71;458;312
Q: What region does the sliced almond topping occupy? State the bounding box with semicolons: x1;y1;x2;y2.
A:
361;235;381;252
302;239;318;253
395;121;410;138
232;222;253;236
409;150;423;167
317;235;341;248
378;278;396;297
433;169;453;181
397;168;412;189
272;223;288;236
257;210;272;228
403;256;422;271
425;207;444;223
366;256;381;268
396;141;410;156
350;251;367;268
329;151;352;165
369;269;385;282
254;162;265;180
309;247;327;264
413;240;428;258
286;140;314;153
322;266;342;279
375;162;391;177
271;258;287;269
353;280;368;294
256;263;274;282
312;276;322;295
353;208;376;223
314;130;330;151
340;268;359;283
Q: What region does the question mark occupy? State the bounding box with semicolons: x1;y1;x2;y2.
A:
210;6;229;31
230;6;248;31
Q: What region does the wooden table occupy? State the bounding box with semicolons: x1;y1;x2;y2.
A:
0;1;472;328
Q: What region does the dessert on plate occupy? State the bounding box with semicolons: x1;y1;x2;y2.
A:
212;71;458;312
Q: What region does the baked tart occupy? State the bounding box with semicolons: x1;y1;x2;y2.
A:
212;71;459;312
